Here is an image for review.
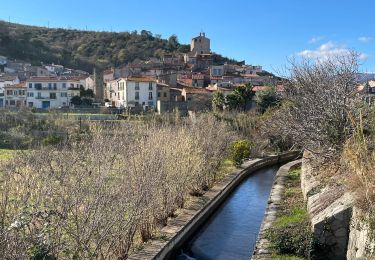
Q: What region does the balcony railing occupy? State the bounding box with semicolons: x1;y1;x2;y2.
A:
35;87;58;90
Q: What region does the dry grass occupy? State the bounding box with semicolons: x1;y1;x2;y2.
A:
0;114;237;259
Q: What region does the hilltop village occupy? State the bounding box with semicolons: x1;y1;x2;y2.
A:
0;33;286;114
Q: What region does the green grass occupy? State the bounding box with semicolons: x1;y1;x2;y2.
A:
274;207;308;228
217;159;236;177
287;169;301;181
266;166;312;258
270;254;304;260
0;149;16;160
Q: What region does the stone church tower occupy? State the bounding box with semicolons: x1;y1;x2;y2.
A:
190;32;210;55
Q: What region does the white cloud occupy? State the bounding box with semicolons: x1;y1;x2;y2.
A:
359;53;368;60
308;36;323;44
358;36;371;43
298;41;367;61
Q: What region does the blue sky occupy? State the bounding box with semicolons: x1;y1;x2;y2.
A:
0;0;374;73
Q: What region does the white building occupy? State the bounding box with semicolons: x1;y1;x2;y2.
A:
0;75;20;107
4;82;26;108
109;77;157;110
26;76;81;109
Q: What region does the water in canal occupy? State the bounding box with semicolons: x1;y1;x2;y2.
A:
174;165;279;260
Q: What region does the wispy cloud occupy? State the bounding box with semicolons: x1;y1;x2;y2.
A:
298;41;367;61
308;36;324;44
358;36;371;43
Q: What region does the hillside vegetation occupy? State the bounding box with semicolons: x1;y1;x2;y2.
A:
0;20;190;72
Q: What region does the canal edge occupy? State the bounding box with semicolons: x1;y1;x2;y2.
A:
128;151;300;260
251;159;302;259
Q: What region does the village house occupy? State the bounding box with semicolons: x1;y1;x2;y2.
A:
108;77;157;110
210;65;225;77
26;76;81;109
156;82;171;113
4;82;26;108
104;78;119;104
157;82;170;102
206;84;233;95
84;75;95;92
0;74;20;107
182;87;213;112
358;80;375;106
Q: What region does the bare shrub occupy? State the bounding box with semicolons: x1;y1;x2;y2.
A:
259;52;362;161
0;114;234;258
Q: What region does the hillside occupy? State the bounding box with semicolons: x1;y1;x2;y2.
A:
0;20;190;72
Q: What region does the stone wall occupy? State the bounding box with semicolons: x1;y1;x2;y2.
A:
347;207;375;259
301;153;354;259
301;152;375;260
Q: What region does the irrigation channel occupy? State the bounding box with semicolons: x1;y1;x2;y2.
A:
172;165;279;260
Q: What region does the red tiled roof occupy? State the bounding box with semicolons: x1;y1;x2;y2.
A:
183;87;212;94
192;74;205;80
4;82;26;88
126;76;156;82
241;74;259;78
28;76;83;81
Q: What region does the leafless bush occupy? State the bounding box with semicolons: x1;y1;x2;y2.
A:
343;107;375;213
259;52;362;161
0;114;234;258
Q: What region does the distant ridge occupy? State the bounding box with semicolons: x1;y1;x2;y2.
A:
0;20;190;72
356;72;375;83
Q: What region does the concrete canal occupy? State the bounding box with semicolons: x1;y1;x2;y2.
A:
173;165;279;260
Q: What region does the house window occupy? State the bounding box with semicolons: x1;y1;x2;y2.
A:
50;93;56;99
135;92;139;100
37;92;42;99
158;92;161;98
28;102;33;107
9;100;15;106
62;83;66;88
61;92;67;97
164;92;167;98
48;83;52;90
6;90;12;95
148;82;153;90
27;92;34;97
135;82;139;90
148;92;153;100
35;83;42;90
53;83;57;90
29;83;33;89
135;102;139;106
148;101;153;106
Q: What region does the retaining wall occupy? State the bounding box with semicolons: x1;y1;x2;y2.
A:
128;151;301;260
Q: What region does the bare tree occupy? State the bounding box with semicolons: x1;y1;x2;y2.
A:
259;52;362;161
